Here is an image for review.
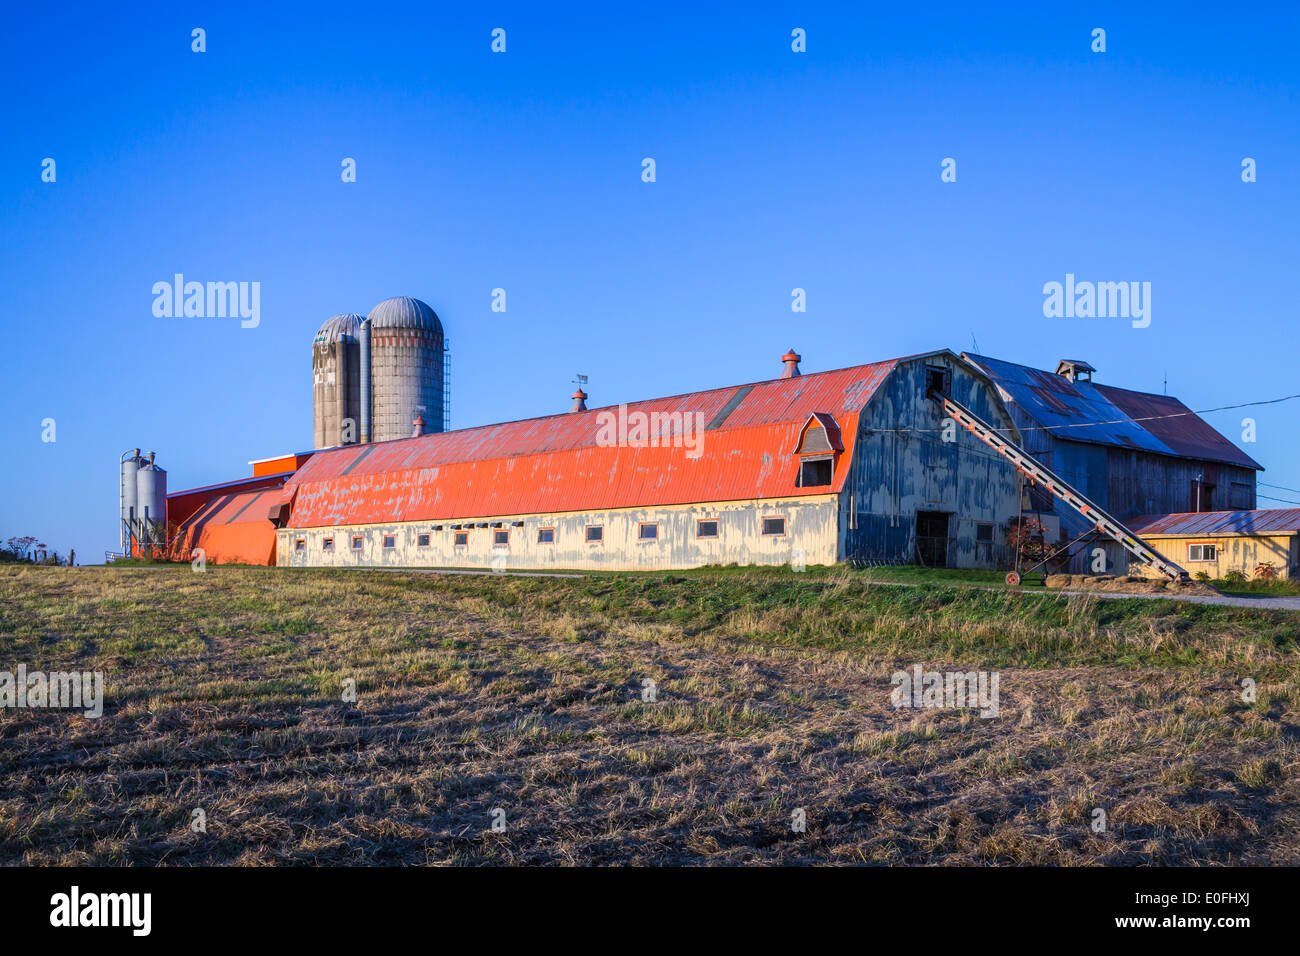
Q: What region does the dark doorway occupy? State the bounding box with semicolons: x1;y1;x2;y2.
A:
915;511;950;566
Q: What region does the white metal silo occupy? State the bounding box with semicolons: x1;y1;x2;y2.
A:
119;448;143;554
135;452;167;551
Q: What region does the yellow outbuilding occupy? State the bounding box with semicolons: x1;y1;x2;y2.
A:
1130;509;1300;581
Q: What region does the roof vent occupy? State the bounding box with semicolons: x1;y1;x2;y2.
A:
411;414;425;438
571;388;588;412
781;349;802;379
1056;359;1096;383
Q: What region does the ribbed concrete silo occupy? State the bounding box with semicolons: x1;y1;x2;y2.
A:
364;296;445;443
312;313;364;448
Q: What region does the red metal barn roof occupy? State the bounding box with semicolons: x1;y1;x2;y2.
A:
167;473;293;528
1092;383;1263;471
1130;508;1300;537
175;490;281;565
284;359;905;528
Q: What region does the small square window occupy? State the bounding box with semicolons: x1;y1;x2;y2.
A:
696;519;718;539
537;528;555;544
294;538;305;552
586;525;603;543
762;517;786;536
1188;543;1217;562
351;535;363;551
322;537;334;552
417;533;430;547
494;530;509;546
638;522;659;540
382;534;396;549
976;523;994;543
454;531;468;547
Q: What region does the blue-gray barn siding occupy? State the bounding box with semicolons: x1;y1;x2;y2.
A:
839;357;1021;568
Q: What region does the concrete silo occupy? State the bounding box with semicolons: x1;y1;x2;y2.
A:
363;296;445;443
312;313;364;448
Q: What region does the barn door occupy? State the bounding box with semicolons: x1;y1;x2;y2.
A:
915;511;950;567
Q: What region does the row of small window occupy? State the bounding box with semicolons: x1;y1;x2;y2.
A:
293;517;790;552
624;517;787;541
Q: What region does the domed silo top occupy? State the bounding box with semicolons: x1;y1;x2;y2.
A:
314;313;365;347
367;296;443;333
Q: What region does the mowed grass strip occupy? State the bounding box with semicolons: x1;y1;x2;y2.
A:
0;565;1296;865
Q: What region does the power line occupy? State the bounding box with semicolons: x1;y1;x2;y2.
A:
1259;493;1300;506
1260;481;1300;495
1005;391;1300;435
863;391;1300;436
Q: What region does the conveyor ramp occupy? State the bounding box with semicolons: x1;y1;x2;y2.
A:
936;393;1190;582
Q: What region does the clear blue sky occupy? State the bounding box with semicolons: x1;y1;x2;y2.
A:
3;2;1298;561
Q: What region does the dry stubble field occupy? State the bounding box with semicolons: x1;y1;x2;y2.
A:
1;564;1297;865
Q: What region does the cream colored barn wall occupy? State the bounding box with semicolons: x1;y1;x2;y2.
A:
276;495;839;571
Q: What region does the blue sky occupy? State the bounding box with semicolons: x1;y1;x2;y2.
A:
3;2;1298;560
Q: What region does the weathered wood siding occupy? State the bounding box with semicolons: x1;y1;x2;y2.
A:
838;356;1021;567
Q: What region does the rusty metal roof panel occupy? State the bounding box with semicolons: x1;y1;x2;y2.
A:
1093;383;1264;471
964;353;1172;454
1130;508;1300;536
284;359;902;528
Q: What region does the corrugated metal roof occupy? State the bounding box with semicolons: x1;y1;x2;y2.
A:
1130;508;1300;536
964;353;1170;453
964;353;1261;469
174;490;280;565
1093;383;1263;471
166;473;293;528
284;358;903;528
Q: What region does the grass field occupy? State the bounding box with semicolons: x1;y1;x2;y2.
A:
1;564;1297;865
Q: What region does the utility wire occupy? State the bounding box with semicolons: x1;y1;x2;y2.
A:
861;391;1300;436
1258;493;1300;506
1260;481;1300;495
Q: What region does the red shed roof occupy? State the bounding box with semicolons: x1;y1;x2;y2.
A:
283;356;918;528
174;489;280;565
1130;508;1300;537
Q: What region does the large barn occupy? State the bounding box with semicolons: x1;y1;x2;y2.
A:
269;350;1021;571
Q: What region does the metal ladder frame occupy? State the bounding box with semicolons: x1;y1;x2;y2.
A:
937;393;1190;582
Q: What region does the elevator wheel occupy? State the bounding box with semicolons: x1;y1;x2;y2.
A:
1005;571;1022;587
